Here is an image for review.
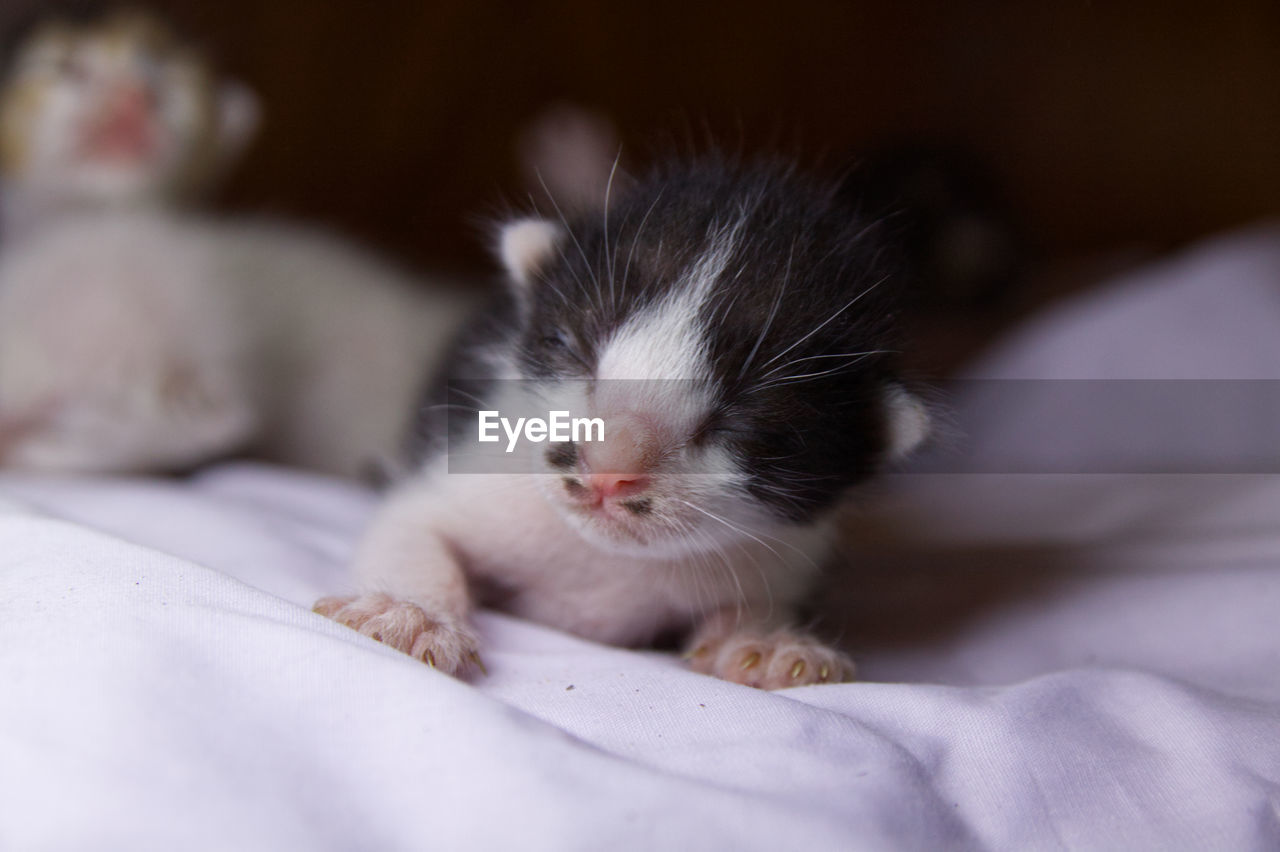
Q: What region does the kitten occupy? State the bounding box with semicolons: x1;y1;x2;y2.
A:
0;10;473;479
0;7;258;240
316;156;929;689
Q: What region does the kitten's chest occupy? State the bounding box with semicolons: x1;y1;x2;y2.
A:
445;477;707;645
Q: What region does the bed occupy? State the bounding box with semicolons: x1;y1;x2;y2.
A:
2;225;1279;850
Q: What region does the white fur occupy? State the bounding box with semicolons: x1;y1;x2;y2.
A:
346;458;826;648
885;384;930;459
593;216;739;427
0;212;475;476
498;219;562;286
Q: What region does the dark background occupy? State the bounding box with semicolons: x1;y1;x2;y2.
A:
6;1;1278;362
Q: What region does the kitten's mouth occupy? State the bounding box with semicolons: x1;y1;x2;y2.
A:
571;498;650;540
81;113;160;163
547;479;657;548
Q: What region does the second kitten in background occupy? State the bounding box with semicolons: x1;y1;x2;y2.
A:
0;9;475;479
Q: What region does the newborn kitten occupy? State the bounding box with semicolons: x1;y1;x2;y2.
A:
0;7;258;239
316;155;929;689
0;9;473;478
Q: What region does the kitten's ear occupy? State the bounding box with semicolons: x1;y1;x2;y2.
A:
214;81;260;166
884;384;930;459
498;218;563;287
518;104;623;212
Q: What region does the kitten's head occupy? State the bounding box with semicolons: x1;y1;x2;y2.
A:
0;8;258;207
493;158;929;558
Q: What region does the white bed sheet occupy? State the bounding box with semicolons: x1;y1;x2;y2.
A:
3;225;1280;850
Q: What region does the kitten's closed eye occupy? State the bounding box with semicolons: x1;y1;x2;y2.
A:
533;329;592;373
540;331;572;351
689;417;732;447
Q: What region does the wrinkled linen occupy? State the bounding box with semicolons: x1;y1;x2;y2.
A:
3;225;1280;850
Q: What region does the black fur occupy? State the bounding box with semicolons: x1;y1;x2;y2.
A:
837;143;1025;311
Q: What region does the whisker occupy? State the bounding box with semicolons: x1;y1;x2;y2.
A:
524;190;584;306
602;146;623;311
736;239;792;384
671;516;722;622
534;168;605;315
620;189;664;296
678;514;748;624
677;498;777;621
757;273;889;372
444;386;491;409
684;497;819;570
747;352;889;395
762;348;897;380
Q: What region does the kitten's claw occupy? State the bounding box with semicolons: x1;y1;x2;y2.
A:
684;628;855;689
682;644;709;661
314;593;482;678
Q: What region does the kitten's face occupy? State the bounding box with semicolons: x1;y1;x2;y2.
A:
0;11;256;206
495;166;928;559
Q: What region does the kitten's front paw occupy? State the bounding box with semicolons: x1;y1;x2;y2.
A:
314;593;483;677
685;629;855;689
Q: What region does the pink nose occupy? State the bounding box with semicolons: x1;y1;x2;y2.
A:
584;472;651;500
573;414;659;503
579;415;657;474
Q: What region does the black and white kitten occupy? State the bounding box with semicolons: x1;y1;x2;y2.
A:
316;156;929;689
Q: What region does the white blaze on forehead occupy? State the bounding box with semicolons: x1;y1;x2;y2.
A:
593;216;744;433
